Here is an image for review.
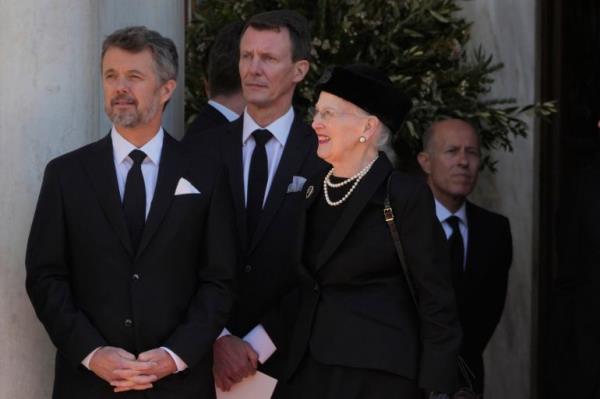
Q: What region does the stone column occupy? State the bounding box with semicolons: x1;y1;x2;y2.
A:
0;1;183;398
460;1;538;398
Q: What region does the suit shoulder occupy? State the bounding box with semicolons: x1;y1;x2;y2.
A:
467;201;511;231
388;171;430;199
45;138;104;172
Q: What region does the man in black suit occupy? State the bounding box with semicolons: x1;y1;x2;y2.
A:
26;26;236;399
184;10;325;394
186;21;246;137
417;118;512;396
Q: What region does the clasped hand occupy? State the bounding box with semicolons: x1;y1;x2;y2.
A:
213;335;259;391
89;346;177;393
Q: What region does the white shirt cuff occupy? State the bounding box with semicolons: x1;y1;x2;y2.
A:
161;347;188;373
81;347;102;369
218;327;232;339
243;324;277;364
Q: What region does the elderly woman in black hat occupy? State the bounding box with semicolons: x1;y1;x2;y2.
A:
284;65;461;399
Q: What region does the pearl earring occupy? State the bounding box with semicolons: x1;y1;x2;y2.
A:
359;136;367;143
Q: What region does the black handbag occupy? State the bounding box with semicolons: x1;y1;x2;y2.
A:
383;173;481;399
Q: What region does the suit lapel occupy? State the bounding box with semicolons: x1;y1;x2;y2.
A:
136;133;186;258
223;119;248;251
82;134;134;257
248;117;314;253
465;201;480;276
315;155;392;270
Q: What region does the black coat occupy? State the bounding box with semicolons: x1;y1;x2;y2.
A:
25;133;237;399
185;104;230;138
285;155;462;394
457;201;512;393
183;114;326;378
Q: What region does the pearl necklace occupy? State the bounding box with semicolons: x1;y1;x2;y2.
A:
323;156;378;206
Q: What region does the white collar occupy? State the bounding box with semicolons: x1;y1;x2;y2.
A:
111;126;164;165
208;100;240;122
242;106;294;146
435;198;467;226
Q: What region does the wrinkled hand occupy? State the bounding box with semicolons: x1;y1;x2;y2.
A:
89;346;157;392
112;348;177;393
213;335;258;391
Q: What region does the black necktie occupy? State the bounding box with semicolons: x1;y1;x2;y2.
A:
447;215;465;278
246;129;272;241
123;149;146;251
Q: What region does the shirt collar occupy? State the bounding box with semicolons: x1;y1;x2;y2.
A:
208;100;240;122
242;106;294;146
434;198;467;226
111;126;164;165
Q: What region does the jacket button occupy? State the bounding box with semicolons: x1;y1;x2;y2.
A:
124;319;133;328
313;283;319;293
244;264;252;273
132;274;140;280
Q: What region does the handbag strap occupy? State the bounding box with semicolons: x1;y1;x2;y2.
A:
383;173;418;308
383;173;476;393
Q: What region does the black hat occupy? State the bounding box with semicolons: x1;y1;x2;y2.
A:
316;64;412;133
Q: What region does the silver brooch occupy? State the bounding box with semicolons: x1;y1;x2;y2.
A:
306;185;314;199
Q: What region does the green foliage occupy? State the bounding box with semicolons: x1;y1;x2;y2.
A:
186;0;556;171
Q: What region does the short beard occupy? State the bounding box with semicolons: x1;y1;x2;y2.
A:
106;93;160;129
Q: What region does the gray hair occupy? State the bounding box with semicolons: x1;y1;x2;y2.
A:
102;26;178;84
376;123;396;165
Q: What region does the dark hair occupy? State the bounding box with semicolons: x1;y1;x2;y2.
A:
207;21;244;97
102;26;178;83
244;10;311;62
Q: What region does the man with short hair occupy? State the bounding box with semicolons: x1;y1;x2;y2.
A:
186;21;246;137
26;26;236;399
417;118;512;396
184;9;325;394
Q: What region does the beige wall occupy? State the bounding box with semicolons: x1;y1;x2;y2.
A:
460;0;538;398
0;2;184;398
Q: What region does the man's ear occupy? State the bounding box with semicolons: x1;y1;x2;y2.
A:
160;79;177;105
292;60;310;83
203;78;211;98
417;151;431;174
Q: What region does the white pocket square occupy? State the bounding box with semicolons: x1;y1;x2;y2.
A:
287;175;307;193
175;177;201;195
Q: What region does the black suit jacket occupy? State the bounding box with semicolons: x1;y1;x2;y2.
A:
185;103;231;138
452;201;511;393
184;113;326;378
286;155;461;393
26;133;236;399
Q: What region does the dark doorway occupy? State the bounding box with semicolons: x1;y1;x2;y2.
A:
539;1;600;398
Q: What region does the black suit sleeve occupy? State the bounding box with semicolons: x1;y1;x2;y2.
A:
26;160;107;367
163;168;237;367
394;178;461;393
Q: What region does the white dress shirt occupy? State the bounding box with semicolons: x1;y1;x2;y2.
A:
435;199;469;269
242;106;294;206
217;108;295;364
208;99;240;122
82;126;187;372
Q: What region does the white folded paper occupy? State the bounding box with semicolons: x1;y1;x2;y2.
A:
216;371;277;399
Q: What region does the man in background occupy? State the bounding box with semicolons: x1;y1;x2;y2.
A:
417;118;512;396
185;21;246;137
184;9;325;396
